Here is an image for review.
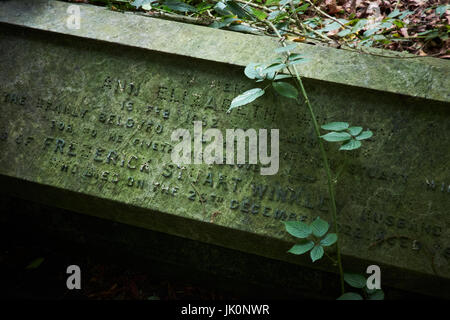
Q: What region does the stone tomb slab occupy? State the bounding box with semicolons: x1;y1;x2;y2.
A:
0;0;449;298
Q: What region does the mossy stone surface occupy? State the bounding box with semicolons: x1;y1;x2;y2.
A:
0;5;449;298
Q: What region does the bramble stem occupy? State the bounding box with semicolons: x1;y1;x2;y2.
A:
265;19;345;295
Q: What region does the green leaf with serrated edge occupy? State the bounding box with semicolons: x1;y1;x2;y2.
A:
272;82;298;99
320;233;337;246
320;132;352;142
368;290;385;300
26;257;45;270
228;88;264;111
344;273;367;288
283;221;312;238
337;292;363;300
310;245;324;262
274;74;292;80
263;63;286;74
321;122;349;131
274;43;297;53
339;139;361;151
356;130;373;140
288;240;314;255
310;217;329;237
347;126;363;136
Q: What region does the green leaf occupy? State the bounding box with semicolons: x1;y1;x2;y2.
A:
196;2;214;12
310;245;324;262
310;217;329;237
274;43;297;53
163;0;197;13
364;27;381;37
368;290;385;300
283;221;312;238
26;257;45;270
263;63;286;74
337;292;363;300
267;10;281;20
288;53;303;60
347;126;363;136
320;131;352;142
319;21;341;33
229;88;264;111
339;139;361;151
351;19;367;33
209;17;236;29
131;0;153;9
320;233;337;246
227;24;260;34
321;122;349;131
225;0;255;20
214;2;233;16
436;5;449;17
398;10;413;19
387;9;401;18
344;273;367;288
356;130;373;140
392;20;404;28
337;29;352;37
244;63;263;79
251;8;267;20
297;3;310;11
380;21;394;29
288;240;314;255
274;74;292;80
272;82;298;99
265;0;279;5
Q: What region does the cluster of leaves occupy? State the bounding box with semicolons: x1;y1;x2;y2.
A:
283;217;337;262
131;0;202;12
338;273;384;300
320;121;373;151
228;43;307;111
67;0;449;58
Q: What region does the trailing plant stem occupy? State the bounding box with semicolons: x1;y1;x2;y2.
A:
296;74;345;295
266;19;345;295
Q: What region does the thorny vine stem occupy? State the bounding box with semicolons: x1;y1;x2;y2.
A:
264;18;346;295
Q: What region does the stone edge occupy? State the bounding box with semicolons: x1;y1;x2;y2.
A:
0;0;449;103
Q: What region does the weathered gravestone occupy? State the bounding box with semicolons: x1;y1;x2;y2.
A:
0;0;449;298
